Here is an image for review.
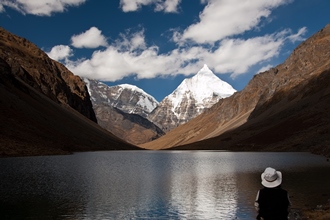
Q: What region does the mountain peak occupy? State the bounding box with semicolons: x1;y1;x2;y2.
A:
83;78;159;117
148;64;236;132
119;84;143;94
202;63;210;71
196;64;213;76
186;65;236;104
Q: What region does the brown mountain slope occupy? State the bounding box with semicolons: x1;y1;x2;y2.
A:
84;79;164;145
0;27;96;121
141;67;276;150
0;29;140;157
141;24;330;156
94;103;164;145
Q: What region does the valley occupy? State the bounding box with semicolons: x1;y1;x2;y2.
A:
1;24;330;157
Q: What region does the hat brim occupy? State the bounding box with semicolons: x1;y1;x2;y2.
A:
261;171;282;188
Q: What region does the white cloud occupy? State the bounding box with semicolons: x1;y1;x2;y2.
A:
52;0;306;82
257;65;274;74
114;30;147;52
288;27;307;43
71;27;108;48
155;0;181;13
65;27;304;80
208;33;286;78
120;0;181;13
174;0;292;44
119;0;149;12
1;0;86;16
46;45;73;61
66;29;182;80
0;4;5;13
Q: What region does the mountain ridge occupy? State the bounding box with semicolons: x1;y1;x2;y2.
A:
0;27;97;122
85;65;236;143
84;78;159;118
84;78;164;145
141;24;330;157
148;64;236;132
0;27;140;157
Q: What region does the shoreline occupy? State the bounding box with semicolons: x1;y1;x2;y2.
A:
300;201;330;220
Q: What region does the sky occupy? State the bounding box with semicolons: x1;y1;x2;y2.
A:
1;0;330;102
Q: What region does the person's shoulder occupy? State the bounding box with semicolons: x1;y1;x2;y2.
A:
281;188;288;193
276;187;289;195
277;186;288;192
260;186;287;192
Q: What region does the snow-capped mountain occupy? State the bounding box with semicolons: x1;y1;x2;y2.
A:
83;65;236;138
83;78;159;118
83;78;164;145
169;64;236;109
148;64;236;132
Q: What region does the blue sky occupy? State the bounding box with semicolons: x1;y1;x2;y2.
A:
1;0;330;101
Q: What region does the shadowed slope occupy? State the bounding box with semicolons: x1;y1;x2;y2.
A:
141;24;330;157
0;28;140;157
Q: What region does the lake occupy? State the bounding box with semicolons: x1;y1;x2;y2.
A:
0;151;329;219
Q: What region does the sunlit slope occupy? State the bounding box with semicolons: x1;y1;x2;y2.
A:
141;68;275;150
141;24;330;156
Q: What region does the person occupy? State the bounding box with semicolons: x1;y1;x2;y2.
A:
254;167;291;220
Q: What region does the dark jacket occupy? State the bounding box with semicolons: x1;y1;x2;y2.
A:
255;186;291;220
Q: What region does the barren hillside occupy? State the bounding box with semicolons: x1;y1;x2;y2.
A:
0;28;141;157
141;24;330;157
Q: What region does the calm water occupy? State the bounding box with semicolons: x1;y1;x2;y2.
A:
0;151;329;219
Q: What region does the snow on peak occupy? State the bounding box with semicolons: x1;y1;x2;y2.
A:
198;64;212;74
120;84;142;93
83;78;158;115
115;84;159;113
118;84;159;105
172;65;236;103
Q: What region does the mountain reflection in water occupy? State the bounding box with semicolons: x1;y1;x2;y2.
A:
0;151;329;219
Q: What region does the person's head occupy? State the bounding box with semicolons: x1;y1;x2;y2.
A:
261;167;282;188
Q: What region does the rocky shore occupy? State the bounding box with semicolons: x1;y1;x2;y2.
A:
300;201;330;220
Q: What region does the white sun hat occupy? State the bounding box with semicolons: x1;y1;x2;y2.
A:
261;167;282;188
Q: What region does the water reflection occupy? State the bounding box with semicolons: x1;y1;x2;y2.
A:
168;152;239;219
0;151;329;219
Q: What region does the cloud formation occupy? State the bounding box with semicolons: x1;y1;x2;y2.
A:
62;28;303;81
45;0;306;82
120;0;181;13
174;0;292;44
71;27;108;48
288;27;307;43
0;4;5;13
257;64;274;74
0;0;86;16
46;45;73;61
206;33;286;78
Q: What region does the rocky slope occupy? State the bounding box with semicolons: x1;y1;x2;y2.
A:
141;24;330;157
0;28;140;157
148;64;236;132
84;79;159;118
84;79;164;145
93;104;164;145
0;27;96;121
